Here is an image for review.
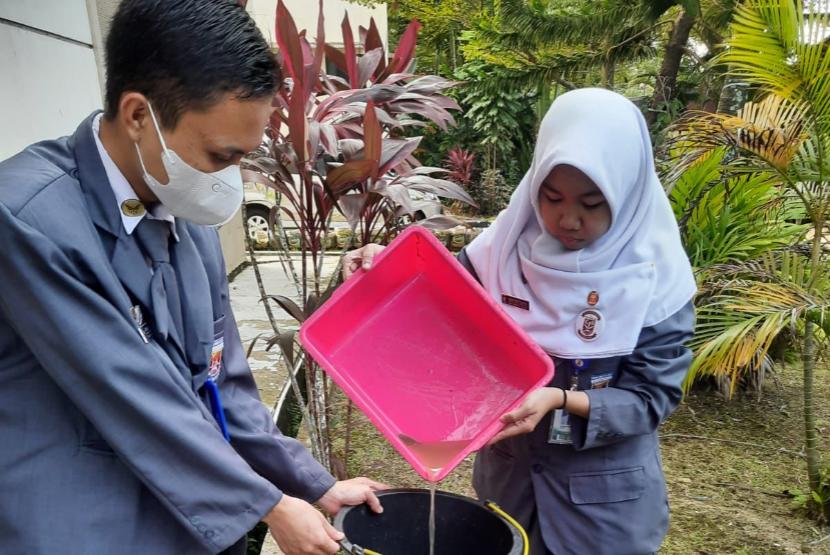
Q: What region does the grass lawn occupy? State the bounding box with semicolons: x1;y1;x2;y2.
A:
325;361;830;554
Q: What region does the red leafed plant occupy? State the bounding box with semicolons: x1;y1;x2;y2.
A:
445;147;476;187
241;0;475;480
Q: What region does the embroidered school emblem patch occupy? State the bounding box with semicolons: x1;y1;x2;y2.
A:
576;309;604;342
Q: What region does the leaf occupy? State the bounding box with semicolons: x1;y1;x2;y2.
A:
275;0;305;87
263;295;305;323
353;85;410;106
416;215;464;231
266;330;297;370
337;192;369;230
279;205;300;228
404;166;449;176
723;95;807;170
384;19;421;78
241;169;295;203
390;100;456;130
364;18;387;80
357;48;384;88
243;156;279;174
305;293;321;317
338;138;364;159
323;44;348;75
403;175;477;206
287;87;308;162
308;120;322;162
341;11;359;88
319;124;339;157
246;333;267;359
363;100;382;179
405;75;458;95
380;184;415;216
304;0;326;100
326;159;375;195
379;137;422;176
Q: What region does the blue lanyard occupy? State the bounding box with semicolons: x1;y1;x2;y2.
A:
570;358;590;389
203;379;230;442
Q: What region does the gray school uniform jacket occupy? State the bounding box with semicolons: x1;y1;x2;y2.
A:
0;113;336;554
459;249;695;555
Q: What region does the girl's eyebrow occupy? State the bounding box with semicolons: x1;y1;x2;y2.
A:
542;181;604;200
541;180;559;193
580;191;605;199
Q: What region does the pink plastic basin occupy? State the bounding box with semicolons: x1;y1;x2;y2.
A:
300;226;555;482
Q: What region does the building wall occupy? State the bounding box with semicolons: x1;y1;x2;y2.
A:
0;0;102;160
0;0;384;274
0;0;248;274
246;0;388;48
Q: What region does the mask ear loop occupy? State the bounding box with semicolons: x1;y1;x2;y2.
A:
134;101;171;184
145;101;170;153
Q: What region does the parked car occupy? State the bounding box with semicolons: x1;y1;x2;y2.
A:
408;189;443;221
242;178;444;247
242;180;276;247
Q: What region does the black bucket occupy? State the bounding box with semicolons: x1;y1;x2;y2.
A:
333;488;525;555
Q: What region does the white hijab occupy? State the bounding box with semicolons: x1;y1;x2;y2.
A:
466;88;696;358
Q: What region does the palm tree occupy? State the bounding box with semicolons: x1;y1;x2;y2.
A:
669;0;830;519
466;0;666;90
464;0;737;126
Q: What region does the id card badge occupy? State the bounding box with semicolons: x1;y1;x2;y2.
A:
549;361;583;445
208;317;226;382
205;317;230;441
548;408;572;444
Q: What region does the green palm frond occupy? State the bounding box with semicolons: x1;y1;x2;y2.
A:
720;0;830;138
688;275;828;394
665;94;808;176
688;248;830;393
666;146;809;268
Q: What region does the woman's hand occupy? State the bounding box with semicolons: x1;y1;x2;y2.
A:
488;387;564;445
341;244;386;280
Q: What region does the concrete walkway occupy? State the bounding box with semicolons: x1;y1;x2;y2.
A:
228;252;339;555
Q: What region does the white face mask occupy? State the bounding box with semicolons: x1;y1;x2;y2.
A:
134;103;244;226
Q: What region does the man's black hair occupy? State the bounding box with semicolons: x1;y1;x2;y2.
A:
104;0;279;128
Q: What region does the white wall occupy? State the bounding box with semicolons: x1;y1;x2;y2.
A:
247;0;387;48
0;0;103;160
0;0;262;274
0;0;94;43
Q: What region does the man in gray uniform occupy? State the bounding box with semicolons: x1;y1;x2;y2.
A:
0;1;382;554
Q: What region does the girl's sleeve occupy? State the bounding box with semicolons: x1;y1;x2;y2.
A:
570;300;695;451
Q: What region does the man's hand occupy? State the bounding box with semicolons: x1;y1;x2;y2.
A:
488;387;564;445
317;477;389;515
342;244;386;280
262;495;343;555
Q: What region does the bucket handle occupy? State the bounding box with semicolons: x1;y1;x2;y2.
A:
339;539;383;555
485;501;530;555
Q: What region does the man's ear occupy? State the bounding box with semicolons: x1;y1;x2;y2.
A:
119;93;152;143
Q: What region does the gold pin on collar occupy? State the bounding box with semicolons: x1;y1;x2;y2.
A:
121;199;146;218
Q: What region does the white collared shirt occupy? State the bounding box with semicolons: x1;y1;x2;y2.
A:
91;113;178;241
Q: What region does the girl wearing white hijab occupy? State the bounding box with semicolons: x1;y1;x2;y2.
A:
345;88;696;554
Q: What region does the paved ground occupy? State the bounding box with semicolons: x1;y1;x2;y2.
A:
228;252;339;555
